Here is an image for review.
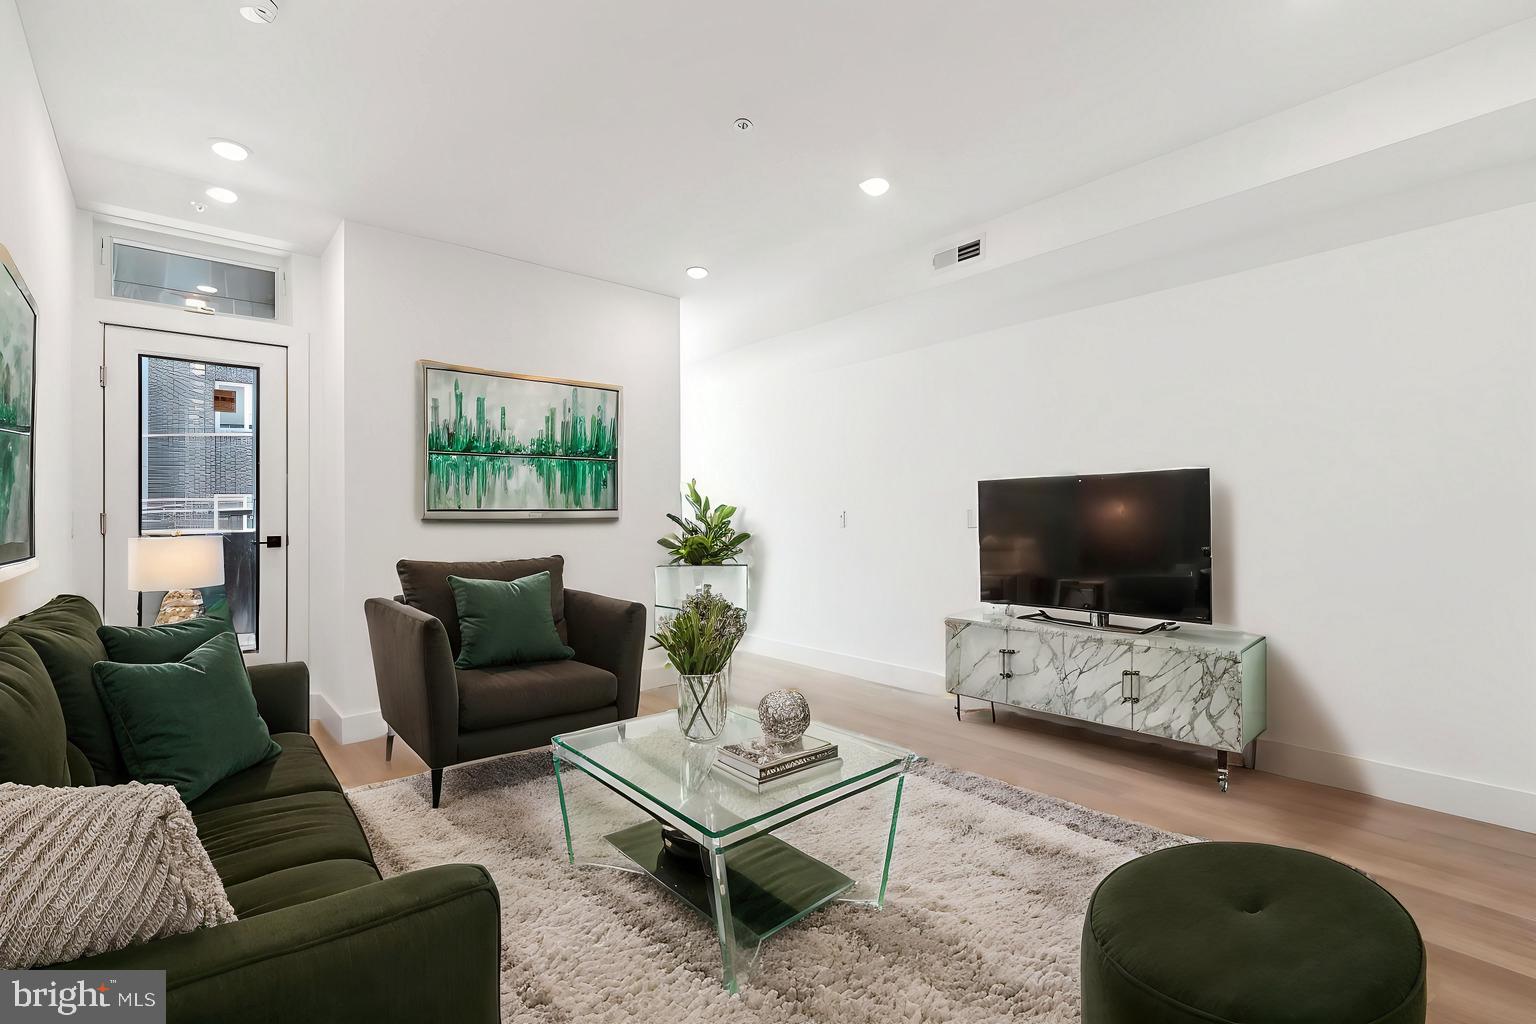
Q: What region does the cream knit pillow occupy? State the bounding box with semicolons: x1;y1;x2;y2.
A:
0;782;237;969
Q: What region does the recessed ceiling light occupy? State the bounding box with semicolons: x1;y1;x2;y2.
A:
205;186;238;204
196;284;219;294
859;177;891;197
210;139;249;161
189;201;207;213
685;266;709;280
238;2;278;24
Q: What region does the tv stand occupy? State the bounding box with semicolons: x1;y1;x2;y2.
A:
1014;609;1180;635
947;606;1266;790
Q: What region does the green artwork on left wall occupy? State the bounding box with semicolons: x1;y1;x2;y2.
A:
0;245;35;569
419;361;620;520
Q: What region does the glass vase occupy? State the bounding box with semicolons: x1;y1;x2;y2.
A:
677;668;729;743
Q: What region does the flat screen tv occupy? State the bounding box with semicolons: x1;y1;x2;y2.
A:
978;468;1212;624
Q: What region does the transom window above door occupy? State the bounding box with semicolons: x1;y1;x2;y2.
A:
110;241;278;320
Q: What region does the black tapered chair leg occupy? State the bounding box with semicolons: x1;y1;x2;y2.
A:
430;768;443;808
384;730;394;762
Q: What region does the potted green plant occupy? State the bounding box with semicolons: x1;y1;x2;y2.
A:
656;479;751;565
650;587;746;742
655;480;752;620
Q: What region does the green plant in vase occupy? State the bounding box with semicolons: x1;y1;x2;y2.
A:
656;479;751;566
650;587;746;741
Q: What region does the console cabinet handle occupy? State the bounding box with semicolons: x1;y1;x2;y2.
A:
1120;670;1131;703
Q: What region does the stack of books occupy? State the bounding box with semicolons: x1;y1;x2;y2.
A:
715;734;840;787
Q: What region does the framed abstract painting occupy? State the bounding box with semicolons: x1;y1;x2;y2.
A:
0;245;35;576
419;360;620;520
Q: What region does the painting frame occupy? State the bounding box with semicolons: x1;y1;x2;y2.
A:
418;359;622;521
0;244;37;579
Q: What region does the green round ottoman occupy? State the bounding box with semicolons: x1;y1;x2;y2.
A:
1081;843;1425;1024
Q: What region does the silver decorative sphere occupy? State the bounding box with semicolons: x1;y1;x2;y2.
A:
757;688;811;745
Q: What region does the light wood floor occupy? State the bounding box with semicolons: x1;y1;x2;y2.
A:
315;651;1536;1023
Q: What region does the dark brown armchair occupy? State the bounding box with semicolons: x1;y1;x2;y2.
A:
363;555;645;806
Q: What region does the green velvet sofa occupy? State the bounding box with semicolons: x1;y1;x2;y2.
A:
0;595;502;1024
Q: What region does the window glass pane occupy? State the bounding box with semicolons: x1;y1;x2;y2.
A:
139;356;259;651
112;242;277;320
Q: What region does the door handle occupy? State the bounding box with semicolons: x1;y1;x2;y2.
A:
263;535;283;548
1120;670;1131;703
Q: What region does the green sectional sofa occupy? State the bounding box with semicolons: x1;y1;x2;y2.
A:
0;595;501;1024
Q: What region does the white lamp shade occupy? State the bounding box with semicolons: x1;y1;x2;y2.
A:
127;535;226;591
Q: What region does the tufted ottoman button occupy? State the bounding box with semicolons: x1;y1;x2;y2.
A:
1080;842;1426;1024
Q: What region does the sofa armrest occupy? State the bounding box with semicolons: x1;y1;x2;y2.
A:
247;661;310;735
565;589;646;719
364;597;459;767
71;865;500;1024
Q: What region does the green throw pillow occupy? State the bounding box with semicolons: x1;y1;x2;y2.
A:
0;631;71;787
449;571;575;669
93;633;281;802
3;595;127;784
98;616;234;664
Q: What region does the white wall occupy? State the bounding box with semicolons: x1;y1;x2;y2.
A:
311;222;680;739
0;0;82;615
308;225;348;714
683;202;1536;831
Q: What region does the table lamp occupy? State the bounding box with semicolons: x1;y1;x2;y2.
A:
128;534;225;625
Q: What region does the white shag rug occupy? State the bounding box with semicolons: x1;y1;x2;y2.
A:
347;751;1189;1023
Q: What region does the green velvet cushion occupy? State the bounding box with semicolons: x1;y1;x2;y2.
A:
0;630;71;786
64;742;95;786
449;571;574;669
93;633;282;803
98;615;234;664
222;858;381;918
188;732;341;816
191;790;375;886
1081;842;1426;1024
2;595;126;784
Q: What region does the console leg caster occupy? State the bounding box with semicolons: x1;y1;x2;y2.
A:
1217;750;1230;793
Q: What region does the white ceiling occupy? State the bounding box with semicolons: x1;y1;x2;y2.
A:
19;0;1536;352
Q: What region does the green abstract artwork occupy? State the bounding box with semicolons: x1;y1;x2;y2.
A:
421;363;619;518
0;246;34;567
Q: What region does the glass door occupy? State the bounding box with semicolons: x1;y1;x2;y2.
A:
103;326;287;661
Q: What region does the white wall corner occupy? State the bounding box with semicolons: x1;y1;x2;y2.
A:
640;648;671;690
310;692;387;745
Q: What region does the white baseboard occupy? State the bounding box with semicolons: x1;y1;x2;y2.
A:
310;691;387;744
1258;738;1536;834
740;636;1536;834
739;634;945;695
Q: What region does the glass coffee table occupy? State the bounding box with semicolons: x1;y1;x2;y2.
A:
552;708;920;991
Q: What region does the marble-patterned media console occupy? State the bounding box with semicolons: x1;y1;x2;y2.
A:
945;607;1266;789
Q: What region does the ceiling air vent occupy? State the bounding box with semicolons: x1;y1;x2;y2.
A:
932;236;984;271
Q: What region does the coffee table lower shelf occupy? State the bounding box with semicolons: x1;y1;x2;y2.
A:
604;821;855;945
